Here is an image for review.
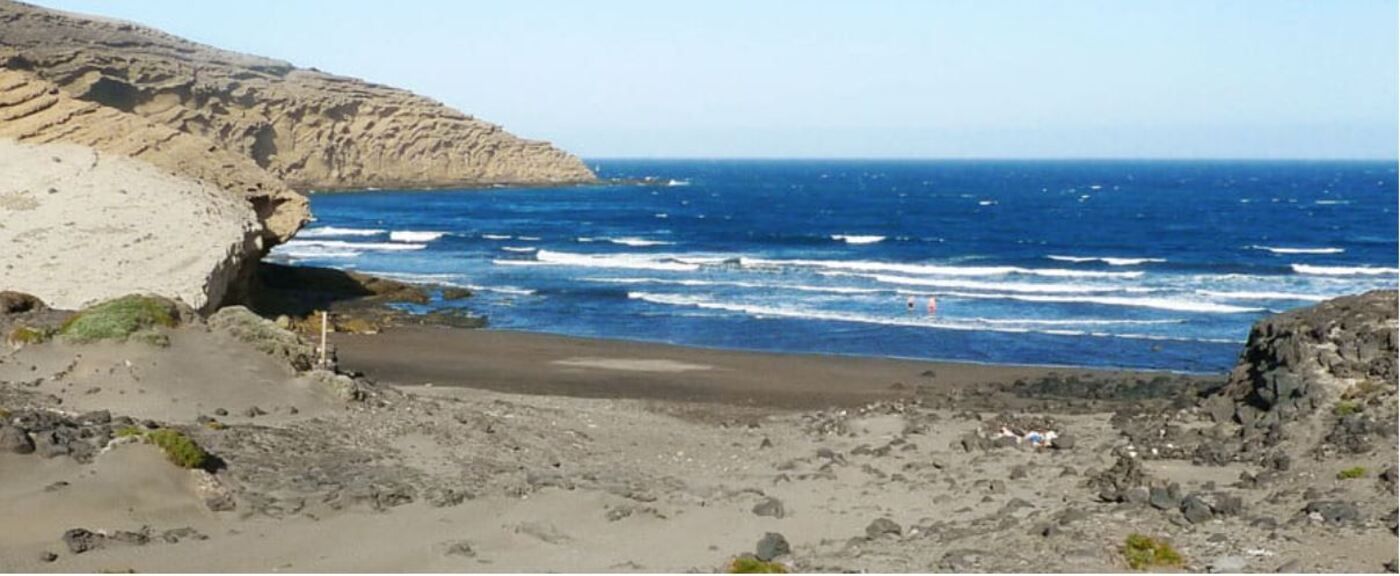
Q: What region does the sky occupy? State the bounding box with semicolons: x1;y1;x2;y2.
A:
32;1;1400;159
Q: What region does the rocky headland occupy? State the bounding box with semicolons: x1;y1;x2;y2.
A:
0;0;595;191
0;0;594;314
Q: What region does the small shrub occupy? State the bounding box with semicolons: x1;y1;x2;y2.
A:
6;325;51;346
114;426;145;438
1123;533;1183;570
727;557;788;574
59;295;178;343
145;429;210;470
1333;401;1360;416
1337;466;1367;480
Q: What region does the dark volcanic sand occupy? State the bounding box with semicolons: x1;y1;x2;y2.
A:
332;327;1210;410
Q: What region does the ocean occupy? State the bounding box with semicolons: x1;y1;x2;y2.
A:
269;160;1398;373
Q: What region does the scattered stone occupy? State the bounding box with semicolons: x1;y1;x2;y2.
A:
160;527;206;543
0;425;34;454
1274;559;1302;573
61;529;104;554
759;437;773;449
752;496;786;519
1051;432;1076;450
513;522;570;544
1304;500;1359;525
242;406;266;418
44;481;69;492
425;487;471;508
214;408;228;416
865;517;901;539
1209;555;1248;573
1182;494;1214;524
755;532;790;561
1149;484;1181;511
39;551;57;563
1009;465;1028;480
442;540;476;558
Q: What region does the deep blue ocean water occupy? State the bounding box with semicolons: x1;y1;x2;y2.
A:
270;160;1398;373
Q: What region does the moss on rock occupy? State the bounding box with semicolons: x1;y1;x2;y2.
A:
59;295;178;343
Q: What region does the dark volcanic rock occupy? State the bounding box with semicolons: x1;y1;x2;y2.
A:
1088;454;1148;503
755;532;790;561
0;425;35;454
1305;500;1360;525
753;496;786;518
61;529;104;554
865;517;902;539
0;291;46;314
1213;291;1398;445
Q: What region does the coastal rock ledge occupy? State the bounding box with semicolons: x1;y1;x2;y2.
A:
0;0;596;191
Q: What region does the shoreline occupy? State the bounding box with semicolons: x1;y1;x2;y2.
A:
332;326;1223;410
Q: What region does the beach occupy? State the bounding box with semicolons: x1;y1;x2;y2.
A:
3;292;1397;572
333;326;1211;409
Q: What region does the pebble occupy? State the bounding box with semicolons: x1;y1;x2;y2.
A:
865;517;901;539
752;496;786;518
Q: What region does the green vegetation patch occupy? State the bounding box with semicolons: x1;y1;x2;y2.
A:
1337;466;1367;480
1123;533;1183;571
727;557;788;574
118;427;211;470
1333;400;1361;416
59;295;178;343
6;325;51;346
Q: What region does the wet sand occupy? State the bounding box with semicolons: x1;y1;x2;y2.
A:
332;327;1192;410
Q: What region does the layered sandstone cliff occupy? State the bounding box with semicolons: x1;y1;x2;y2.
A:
0;67;306;244
0;139;260;312
0;0;596;191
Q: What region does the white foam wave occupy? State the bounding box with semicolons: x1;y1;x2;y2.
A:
626;292;1233;343
666;179;690;187
390;230;446;242
500;246;537;253
1249;245;1345;255
831;234;887;245
1047;255;1167;266
937;291;1264;313
578;237;675;247
481;234;512;240
296;226;385;238
585;277;885;295
518;236;542;241
1292;264;1398;276
281;239;427;252
830;272;1142;294
471;285;536;296
496;250;699;272
1195;290;1331;302
740;257;1145;279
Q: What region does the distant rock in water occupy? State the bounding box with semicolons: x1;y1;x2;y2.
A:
0;0;596;191
1210;290;1398;453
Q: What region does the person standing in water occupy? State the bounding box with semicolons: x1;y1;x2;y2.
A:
927;296;938;316
906;296;915;313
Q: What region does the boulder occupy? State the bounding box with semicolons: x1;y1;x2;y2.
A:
755;532;790;561
865;517;902;539
0;425;34;454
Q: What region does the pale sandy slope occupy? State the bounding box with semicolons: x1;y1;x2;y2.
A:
0;139;259;311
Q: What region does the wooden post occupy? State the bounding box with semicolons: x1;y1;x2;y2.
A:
319;310;329;369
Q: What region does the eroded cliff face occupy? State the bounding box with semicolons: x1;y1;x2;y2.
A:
0;139;260;312
0;0;596;191
0;67;307;245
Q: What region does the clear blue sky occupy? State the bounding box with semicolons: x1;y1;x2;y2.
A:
33;0;1400;159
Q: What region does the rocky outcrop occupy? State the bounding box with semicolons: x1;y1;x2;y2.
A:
0;139;259;312
1209;290;1398;453
0;67;307;245
0;0;596;191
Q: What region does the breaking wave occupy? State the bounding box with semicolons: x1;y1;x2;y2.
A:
390;230;446;242
295;226;385;238
1250;245;1344;255
1292;264;1398;276
1047;255;1167;266
831;234;886;245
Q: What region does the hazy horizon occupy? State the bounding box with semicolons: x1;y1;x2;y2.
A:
32;0;1400;160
